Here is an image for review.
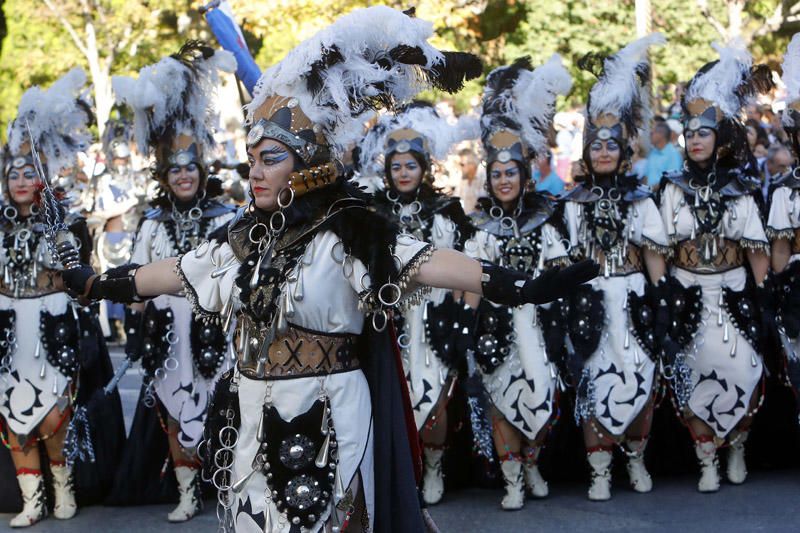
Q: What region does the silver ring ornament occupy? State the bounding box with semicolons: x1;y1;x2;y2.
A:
248;223;269;244
372;310;389;332
277;187;294;209
392;253;403;271
269;210;286;233
378;283;402;307
387;190;400;202
3;206;17;221
793;166;800;179
489;206;504;220
360;272;371;291
331;241;345;263
166;330;179;345
409;201;422;215
397;333;411;349
590;185;604;198
342;255;354;278
164;356;179;371
16;229;31;242
607;188;621;202
142;393;156;408
189;207;203;220
154;367;167;381
500;217;515;232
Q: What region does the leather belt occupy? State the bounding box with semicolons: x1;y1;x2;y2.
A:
673;237;744;274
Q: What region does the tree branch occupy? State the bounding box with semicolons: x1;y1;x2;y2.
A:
695;0;728;40
41;0;90;58
752;1;786;39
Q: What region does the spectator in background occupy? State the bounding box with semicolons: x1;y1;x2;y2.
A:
746;118;770;163
454;147;485;214
763;143;793;201
644;120;682;189
531;149;565;196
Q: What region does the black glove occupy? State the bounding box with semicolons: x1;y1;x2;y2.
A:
124;308;144;362
481;260;599;307
56;240;94;297
756;276;781;359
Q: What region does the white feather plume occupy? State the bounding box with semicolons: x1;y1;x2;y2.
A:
781;33;800;126
685;38;752;119
7;67;92;176
112;44;236;157
587;33;665;135
246;6;479;160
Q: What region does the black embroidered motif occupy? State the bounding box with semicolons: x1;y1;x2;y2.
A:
775;261;800;339
474;301;514;374
627;290;657;360
664;277;704;355
0;309;15;367
424;293;458;368
40;308;79;377
140;302;174;378
190;318;226;379
201;369;240;485
565;284;605;360
722;284;762;353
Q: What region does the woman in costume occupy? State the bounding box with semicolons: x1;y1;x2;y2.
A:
658;41;773;492
561;34;670;501
105;42;238;521
768;34;800;402
0;69;124;527
58;7;596;532
362;102;475;505
461;55;572;509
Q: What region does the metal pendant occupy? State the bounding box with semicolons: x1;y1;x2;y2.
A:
39;361;46;378
751;351;758;368
723;322;729;343
315;432;331;468
730;333;738;358
624;329;631;350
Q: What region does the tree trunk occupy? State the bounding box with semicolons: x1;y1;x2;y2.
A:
83;18;110;137
727;0;745;40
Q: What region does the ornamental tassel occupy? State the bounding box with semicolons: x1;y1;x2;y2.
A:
723;321;729;343
712;236;718;258
256;408;268;443
34;339;41;359
315;432;331;468
634;347;641;366
23;241;30;261
3;265;10;286
439;367;446;386
334;464;346;500
249;253;264;290
604;258;610;279
751;352;758;368
263;507;273;533
40;361;46;378
52;375;58;395
624;328;631;350
694;190;700;208
293;266;304;302
690;218;696;240
730;333;738;358
549;363;557;379
717;293;724;326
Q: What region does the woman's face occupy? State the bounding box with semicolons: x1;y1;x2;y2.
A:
166;162;201;202
489;160;522;208
7;164;39;208
588;138;621;175
247;138;295;211
389;152;423;194
685;127;716;166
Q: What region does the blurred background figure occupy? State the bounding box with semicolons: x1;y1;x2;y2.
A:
644;120;683;190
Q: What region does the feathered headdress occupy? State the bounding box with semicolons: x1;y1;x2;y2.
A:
102;117;133;161
480;54;572;168
244;6;482;177
682;39;774;132
357;102;461;179
579;33;665;148
6;67;93;177
112;41;236;175
781;33;800;130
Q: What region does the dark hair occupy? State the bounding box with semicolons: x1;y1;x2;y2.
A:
486;159;529;201
745;118;770;148
653;121;671;140
384;150;429;182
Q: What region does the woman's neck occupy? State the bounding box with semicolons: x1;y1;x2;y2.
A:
16;202;31;217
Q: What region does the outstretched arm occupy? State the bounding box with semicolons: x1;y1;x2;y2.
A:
134;258;182;297
414;248;598;306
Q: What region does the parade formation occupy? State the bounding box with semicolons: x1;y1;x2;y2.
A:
2;4;800;532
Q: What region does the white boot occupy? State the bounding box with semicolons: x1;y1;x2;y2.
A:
694;440;720;493
522;447;549;498
9;471;46;528
625;439;652;493
422;448;445;505
726;431;749;485
51;463;77;519
500;458;525;510
167;465;203;522
587;449;612;501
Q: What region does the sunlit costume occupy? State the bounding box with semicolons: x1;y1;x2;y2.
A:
462;55;572;509
104;42;237;521
0;68;124;527
768;34;800;411
560;34;670;500
658;40;774;492
361;103;476;505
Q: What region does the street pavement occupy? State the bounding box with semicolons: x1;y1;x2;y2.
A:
2;347;799;532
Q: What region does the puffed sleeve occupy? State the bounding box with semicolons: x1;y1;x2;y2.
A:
541;223;570;266
658;182;682;242
430;213;458;249
463;229;500;262
632;197;671;257
349;233;435;310
563;201;581;250
736;194;770;254
767;186;798;241
175;240;239;318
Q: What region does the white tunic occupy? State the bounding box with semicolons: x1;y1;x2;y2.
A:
179;230;431;533
464;224;567;440
660;182;768;438
131;211;234;449
767;184;800;361
564;196;668;436
398;210;459;430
